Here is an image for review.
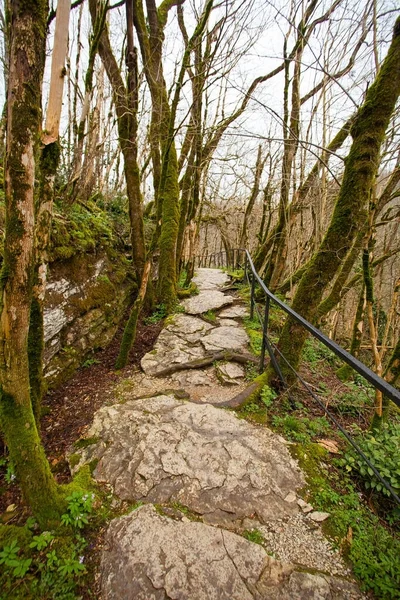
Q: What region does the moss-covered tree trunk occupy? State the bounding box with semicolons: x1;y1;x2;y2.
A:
274;16;400;385
89;0;146;281
0;0;65;527
336;283;366;382
132;0;182;311
29;0;71;422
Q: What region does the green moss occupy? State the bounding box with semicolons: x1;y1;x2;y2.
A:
87;459;99;474
68;453;81;469
0;524;33;549
50;202;117;262
0;390;67;528
70;275;115;316
73;436;100;450
63;466;96;498
28;296;44;423
203;310;217;323
336;364;354;382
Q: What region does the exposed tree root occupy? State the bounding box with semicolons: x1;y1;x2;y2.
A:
154;351;259;377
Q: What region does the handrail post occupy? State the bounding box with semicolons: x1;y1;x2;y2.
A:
250;272;256;320
260;296;270;373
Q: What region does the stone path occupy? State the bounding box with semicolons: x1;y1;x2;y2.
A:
71;269;363;599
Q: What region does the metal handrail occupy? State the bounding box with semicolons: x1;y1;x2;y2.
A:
193;247;400;504
194;248;400;408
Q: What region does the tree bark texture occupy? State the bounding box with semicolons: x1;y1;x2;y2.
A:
275;16;400;384
0;0;65;527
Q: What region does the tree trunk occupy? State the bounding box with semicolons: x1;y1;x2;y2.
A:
115;260;151;369
89;0;146;281
29;0;71;422
275;16;400;385
0;0;65;527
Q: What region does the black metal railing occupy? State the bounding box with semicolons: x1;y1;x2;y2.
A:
193;248;400;505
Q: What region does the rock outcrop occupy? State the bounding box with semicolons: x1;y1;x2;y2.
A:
44;250;132;387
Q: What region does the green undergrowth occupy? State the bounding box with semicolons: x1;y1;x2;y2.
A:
0;467;116;599
236;384;277;424
340;421;400;500
144;303;167;324
292;442;400;599
0;488;94;597
222;267;244;281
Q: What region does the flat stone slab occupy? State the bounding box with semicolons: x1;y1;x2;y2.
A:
192;268;230;290
202;325;249;353
171;369;214;387
216;362;245;385
101;505;362;600
73;395;304;527
218;318;239;327
182;290;234;315
141;315;214;376
219;305;249;318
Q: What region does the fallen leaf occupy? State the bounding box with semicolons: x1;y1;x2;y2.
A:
318;439;340;454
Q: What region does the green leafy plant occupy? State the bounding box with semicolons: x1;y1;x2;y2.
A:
0;540;32;578
144;303;167;324
303;338;338;369
82;357;100;368
29;531;54;551
244;361;259;381
271;415;329;443
61;491;95;529
332;381;374;418
341;422;400;498
4;463;16;484
260;385;277;408
57;554;86;577
293;442;400;599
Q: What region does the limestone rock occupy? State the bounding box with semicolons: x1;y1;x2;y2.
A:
202;325;249;352
192;268;231;290
216;362;245;385
284;492;297;504
171;369;214;387
218;318;239;327
182;290;234;315
309;511;330;523
101;505;362;600
219;305;249;318
75;395;304;526
43;251;131;387
141;315;214;376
